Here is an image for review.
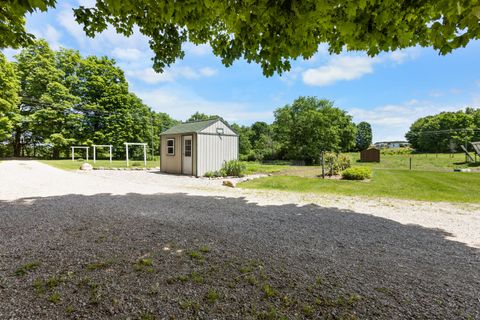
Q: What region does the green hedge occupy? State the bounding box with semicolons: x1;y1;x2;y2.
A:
341;166;372;180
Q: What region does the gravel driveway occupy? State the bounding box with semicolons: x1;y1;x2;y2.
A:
0;160;479;319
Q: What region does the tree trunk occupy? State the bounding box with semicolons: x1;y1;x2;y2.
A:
13;128;22;157
52;148;60;160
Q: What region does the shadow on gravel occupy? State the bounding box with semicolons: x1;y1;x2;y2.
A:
0;193;479;319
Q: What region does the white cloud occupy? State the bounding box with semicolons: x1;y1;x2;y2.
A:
387;47;421;64
30;24;63;50
57;8;149;52
302;56;376;86
199;67;217;77
125;65;219;84
348;100;468;142
57;9;88;47
298;47;421;87
279;67;304;85
112;48;142;61
135;86;272;123
183;43;211;56
126;66;211;84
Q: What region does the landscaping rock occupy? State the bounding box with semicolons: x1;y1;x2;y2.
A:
222;180;235;188
79;163;93;171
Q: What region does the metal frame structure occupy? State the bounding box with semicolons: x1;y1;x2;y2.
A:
71;146;89;161
92;144;113;163
124;142;147;167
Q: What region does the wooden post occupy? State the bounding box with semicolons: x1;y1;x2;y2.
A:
71;147;74;161
143;144;147;167
86;148;89;161
109;146;112;163
93;145;96;163
409;157;412;170
126;144;129;167
321;151;325;179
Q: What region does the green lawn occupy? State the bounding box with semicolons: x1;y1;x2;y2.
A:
348;152;478;172
40;159;160;170
238;169;480;203
242;161;292;174
242;153;478;175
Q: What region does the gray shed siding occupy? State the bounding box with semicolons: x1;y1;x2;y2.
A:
196;133;238;176
199;120;236;135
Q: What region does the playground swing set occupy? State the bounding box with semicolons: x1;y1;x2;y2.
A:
460;141;480;163
70;142;148;166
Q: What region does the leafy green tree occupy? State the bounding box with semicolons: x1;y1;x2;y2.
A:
231;123;253;158
0;53;20;142
13;39;62;156
187;112;218;122
5;40;171;159
274;97;356;163
355;122;373;151
406;110;477;152
248;122;277;161
3;1;480;76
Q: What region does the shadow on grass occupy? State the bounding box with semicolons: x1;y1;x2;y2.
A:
0;193;479;319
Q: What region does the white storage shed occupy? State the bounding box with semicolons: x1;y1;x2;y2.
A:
160;118;239;176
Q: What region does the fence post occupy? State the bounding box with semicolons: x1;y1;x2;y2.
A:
409;157;412;170
321;151;325;179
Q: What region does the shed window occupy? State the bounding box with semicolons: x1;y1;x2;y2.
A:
184;139;192;157
216;128;224;134
167;139;175;156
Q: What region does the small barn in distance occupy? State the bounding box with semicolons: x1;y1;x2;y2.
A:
160;118;239;176
360;147;380;162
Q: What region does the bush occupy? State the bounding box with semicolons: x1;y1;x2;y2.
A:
204;171;224;178
221;160;246;177
341;166;372;180
323;152;352;176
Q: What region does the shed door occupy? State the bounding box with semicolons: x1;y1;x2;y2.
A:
182;136;193;175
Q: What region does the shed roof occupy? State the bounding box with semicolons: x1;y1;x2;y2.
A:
161;119;219;134
160;118;223;135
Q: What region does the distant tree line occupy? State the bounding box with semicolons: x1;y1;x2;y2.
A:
406;108;480;152
1;40;371;161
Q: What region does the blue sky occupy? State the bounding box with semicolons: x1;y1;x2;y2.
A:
3;0;480;142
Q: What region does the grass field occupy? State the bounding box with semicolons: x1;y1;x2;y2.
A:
40;159;160;170
239;170;480;203
349;152;478;171
239;152;480;203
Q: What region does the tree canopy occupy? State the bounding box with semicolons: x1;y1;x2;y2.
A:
273;97;356;163
355;121;373;151
1;40;177;158
2;1;480;76
0;53;20;141
405;109;480;152
187;112;218;122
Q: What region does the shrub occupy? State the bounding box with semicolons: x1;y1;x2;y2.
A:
204;171;224;178
323;152;351;176
204;171;214;178
221;160;246;177
342;166;372;180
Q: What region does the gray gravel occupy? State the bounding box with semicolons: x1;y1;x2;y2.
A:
0;161;479;319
